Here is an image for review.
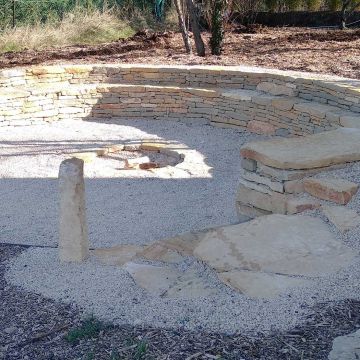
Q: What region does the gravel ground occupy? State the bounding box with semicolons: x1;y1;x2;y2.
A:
3;118;360;336
2;245;360;360
0;118;258;248
3;119;360;357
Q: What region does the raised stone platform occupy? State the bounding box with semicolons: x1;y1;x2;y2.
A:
240;128;360;170
237;129;360;218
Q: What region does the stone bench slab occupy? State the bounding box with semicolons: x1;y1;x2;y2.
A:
241;128;360;170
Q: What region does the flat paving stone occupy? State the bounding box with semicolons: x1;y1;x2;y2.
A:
240;128;360;170
93;245;144;266
323;205;360;232
123;262;181;296
328;329;360;360
193;214;354;277
218;270;311;298
123;262;217;299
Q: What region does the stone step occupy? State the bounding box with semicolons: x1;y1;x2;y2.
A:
303;177;359;205
241;128;360;170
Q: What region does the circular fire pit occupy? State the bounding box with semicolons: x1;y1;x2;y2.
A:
72;141;185;171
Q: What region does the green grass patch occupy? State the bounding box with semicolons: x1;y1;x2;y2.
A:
65;315;105;344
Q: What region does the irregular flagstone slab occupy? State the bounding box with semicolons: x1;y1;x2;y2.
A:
322;205;360;232
240;128;360;170
138;242;185;263
93;245;144;266
218;270;311;299
139;227;219;262
304;177;358;205
165;269;219;299
123;262;181;296
123;262;217;299
328;329;360;360
193;215;354;276
340;115;360;129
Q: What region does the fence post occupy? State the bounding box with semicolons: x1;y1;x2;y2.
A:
12;0;16;28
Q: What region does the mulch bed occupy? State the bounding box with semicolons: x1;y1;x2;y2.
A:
0;27;359;79
1;243;360;359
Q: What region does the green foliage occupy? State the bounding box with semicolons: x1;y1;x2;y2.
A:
265;0;278;11
65;315;105;344
327;0;342;10
134;340;148;359
209;0;225;55
306;0;322;10
0;0;155;29
109;349;121;360
285;0;304;11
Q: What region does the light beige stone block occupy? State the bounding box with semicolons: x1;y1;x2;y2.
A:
340;115;360;128
304;177;359;205
328;329;360;360
242;170;284;193
241;158;257;172
58;158;89;262
240;128;360;170
286;196;321;214
236;202;271;219
256;82;296;96
247;120;276;135
237;183;287;214
284;179;304;193
322;205;360;232
193;214;354;276
218;270;310;299
93;245;144;266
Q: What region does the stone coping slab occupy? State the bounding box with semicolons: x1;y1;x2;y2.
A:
240;128;360;170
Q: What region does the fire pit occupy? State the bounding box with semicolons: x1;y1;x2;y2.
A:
72;141;185;171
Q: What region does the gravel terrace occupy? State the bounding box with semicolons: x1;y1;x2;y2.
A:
2;118;360;359
0;118;258;248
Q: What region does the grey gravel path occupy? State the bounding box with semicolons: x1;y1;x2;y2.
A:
0;118;258;248
3;118;360;344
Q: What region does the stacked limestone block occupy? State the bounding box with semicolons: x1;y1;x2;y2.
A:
0;64;360;134
236;129;360;219
0;80;358;136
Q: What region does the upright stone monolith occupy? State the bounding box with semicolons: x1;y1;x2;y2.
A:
58;158;89;262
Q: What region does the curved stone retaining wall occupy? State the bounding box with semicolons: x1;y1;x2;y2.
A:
1;64;359;135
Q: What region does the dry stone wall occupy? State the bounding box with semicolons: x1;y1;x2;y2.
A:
0;64;359;135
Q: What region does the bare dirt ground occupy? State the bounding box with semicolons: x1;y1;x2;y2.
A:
1;27;359;79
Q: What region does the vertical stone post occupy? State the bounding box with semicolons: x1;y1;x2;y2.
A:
58;158;89;262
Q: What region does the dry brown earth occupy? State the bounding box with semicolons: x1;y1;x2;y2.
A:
0;27;359;79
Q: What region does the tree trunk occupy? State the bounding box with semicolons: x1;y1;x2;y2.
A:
186;0;206;56
174;0;192;54
340;0;350;29
210;0;225;55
